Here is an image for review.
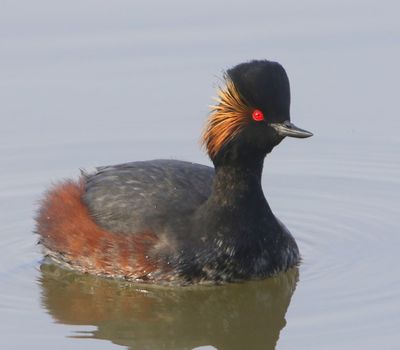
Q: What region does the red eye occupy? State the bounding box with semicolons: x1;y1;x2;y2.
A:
252;109;264;122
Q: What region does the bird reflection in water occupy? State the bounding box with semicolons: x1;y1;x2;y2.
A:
39;262;298;350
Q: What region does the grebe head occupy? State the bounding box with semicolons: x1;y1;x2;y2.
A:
202;60;313;166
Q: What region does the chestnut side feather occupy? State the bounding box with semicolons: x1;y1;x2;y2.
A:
36;180;168;281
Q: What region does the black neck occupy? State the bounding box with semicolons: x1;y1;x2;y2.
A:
212;161;262;199
190;155;275;252
206;157;272;216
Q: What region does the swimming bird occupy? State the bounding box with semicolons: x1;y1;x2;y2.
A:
36;60;312;284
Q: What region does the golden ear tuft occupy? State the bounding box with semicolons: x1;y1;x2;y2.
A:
201;77;251;159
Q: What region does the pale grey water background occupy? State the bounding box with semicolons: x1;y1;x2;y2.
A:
1;1;400;349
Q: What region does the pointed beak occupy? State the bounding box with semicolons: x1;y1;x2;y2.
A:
270;121;313;138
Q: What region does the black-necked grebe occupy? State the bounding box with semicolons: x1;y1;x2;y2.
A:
36;60;312;284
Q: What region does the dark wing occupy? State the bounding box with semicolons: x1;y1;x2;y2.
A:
83;159;214;234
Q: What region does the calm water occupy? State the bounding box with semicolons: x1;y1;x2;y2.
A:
1;1;399;349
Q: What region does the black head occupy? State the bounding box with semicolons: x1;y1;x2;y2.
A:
227;60;291;124
202;60;312;166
